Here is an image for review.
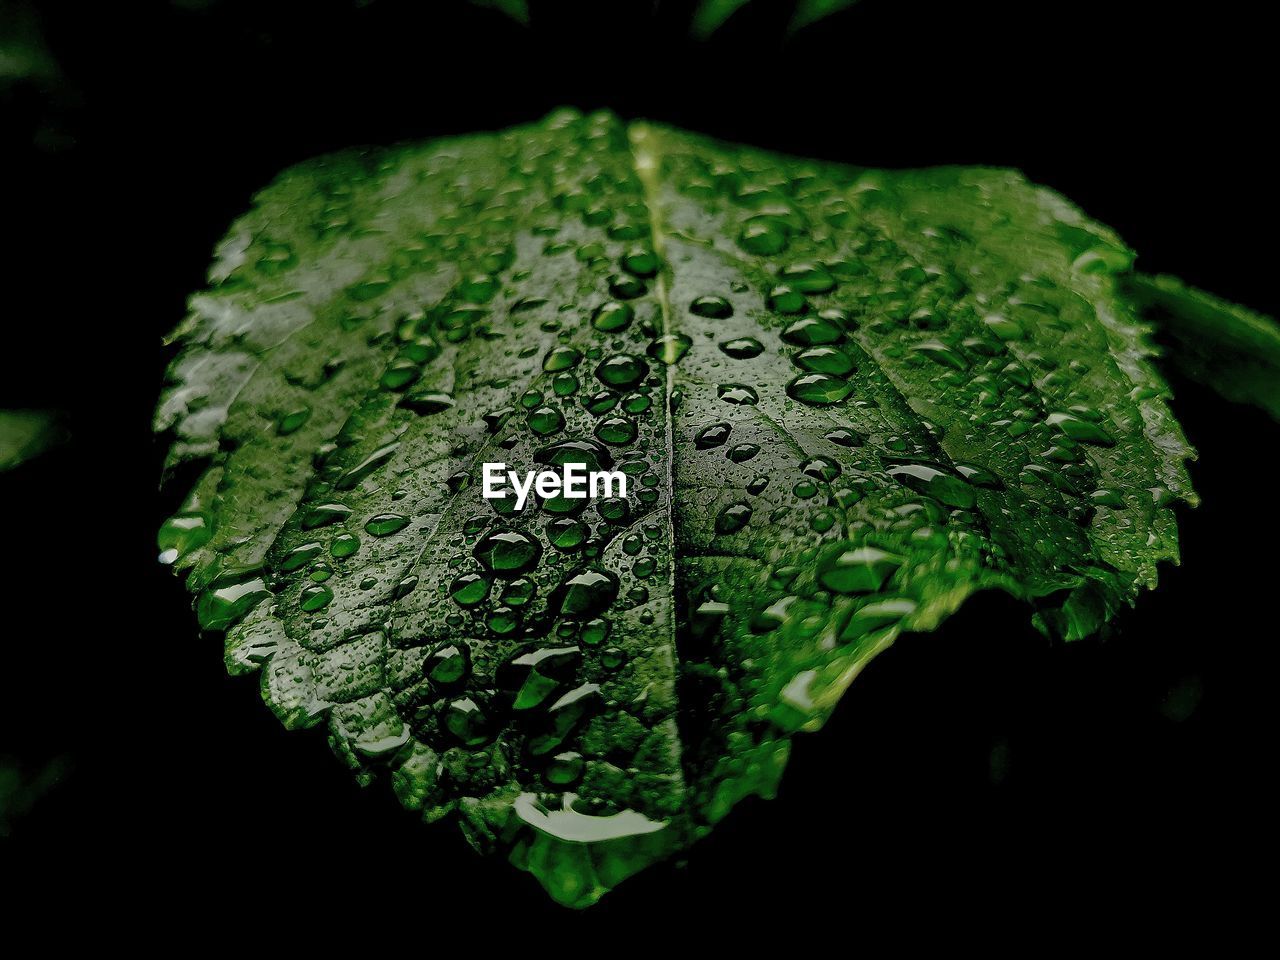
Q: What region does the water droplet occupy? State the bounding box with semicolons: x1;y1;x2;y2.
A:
1046;411;1114;446
196;570;270;630
280;541;323;572
502;577;537;607
911;340;968;370
955;463;1002;488
1091;488;1125;508
552;372;580;397
718;384;759;405
782;316;844;345
738;220;787;255
584;391;618;415
547;517;590;550
598;496;630;524
364;513;410;537
843;597;918;638
690;295;733;319
581;618;610;646
608;274;647;299
400;390;455;415
444;697;493;747
450;572;490;607
547;751;585;786
537;439;613;472
335;442;401;490
277;407;311;435
819;546;904;594
592;301;634;332
487;606;521;636
794;346;855;376
778;262;836;293
380;360;421;391
302;502;352;529
825;428;862;447
715;502;753;535
595;416;637;445
474;529;543;575
983;313;1025;341
460;274;500;304
647;333;692;365
544;346;582;372
621;248;660;278
622;392;651;413
596;354;649;389
767;285;807;314
887;464;976;508
801;456;842;482
557;568;620;619
528;406;565;436
300;584;334;612
330;533;361;558
719;337;763;359
157;513;210;564
787;373;853;406
427;643;470;686
695;422;732;449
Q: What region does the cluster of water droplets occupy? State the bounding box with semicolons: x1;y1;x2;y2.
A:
155;110;1191;900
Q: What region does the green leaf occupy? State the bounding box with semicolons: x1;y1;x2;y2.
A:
0;409;64;472
468;0;530;25
690;0;754;38
788;0;860;35
156;109;1199;906
1126;273;1280;421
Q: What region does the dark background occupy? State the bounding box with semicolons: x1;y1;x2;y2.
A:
1;0;1273;934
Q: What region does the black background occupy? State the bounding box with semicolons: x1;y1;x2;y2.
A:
2;0;1274;935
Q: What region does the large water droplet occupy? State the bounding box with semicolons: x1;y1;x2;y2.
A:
690;295;733;319
365;513;410;537
715;502;753;535
819;546;904;594
474;529;543;575
592;301;634;332
647;334;692;365
887;464;976;508
557;568;620;619
596;354;649;389
787;373;853;406
778;262;836;294
695;422;732;449
718;384;759;405
719;337;763;359
450;572;490;607
794;346;855;376
782;316;843;345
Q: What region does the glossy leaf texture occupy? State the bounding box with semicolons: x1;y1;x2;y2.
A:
156;109;1197;906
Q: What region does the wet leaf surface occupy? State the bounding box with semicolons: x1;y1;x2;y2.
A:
156;109;1199;906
